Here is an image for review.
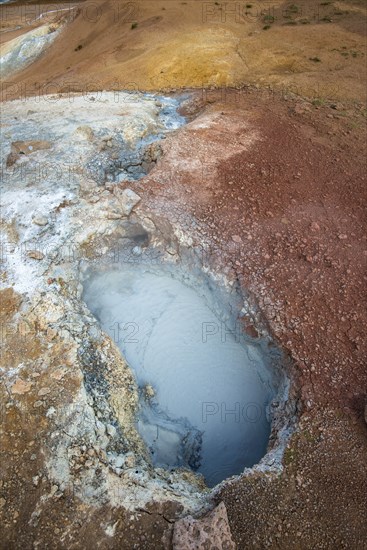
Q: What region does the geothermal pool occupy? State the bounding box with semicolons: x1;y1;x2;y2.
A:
83;265;277;487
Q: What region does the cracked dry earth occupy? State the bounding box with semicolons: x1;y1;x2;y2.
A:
0;88;367;549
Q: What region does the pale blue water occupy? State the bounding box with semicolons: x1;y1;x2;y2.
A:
83;265;277;486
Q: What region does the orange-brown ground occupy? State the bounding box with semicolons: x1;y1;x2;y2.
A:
108;89;367;548
1;0;366;103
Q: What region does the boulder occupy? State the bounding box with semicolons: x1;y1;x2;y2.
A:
6;140;51;167
74;126;94;141
115;188;141;216
172;502;236;550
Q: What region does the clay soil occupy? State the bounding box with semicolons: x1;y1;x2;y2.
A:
140;89;367;548
1;0;366;102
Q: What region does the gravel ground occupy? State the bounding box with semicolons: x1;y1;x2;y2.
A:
0;88;366;548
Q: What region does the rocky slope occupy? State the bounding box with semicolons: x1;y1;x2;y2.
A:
1;87;366;548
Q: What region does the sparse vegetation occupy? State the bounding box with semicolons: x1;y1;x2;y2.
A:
301;429;317;443
312;98;325;106
284;446;298;466
131;22;138;29
74;44;83;51
263;25;271;30
334;46;361;59
309;57;321;62
288;4;300;13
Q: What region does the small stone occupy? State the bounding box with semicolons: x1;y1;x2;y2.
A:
27;250;44;260
96;421;106;436
75;125;94;141
124;454;136;468
115;188;141;215
310;222;320;231
106;211;123;220
98;449;108;462
38;387;51;396
32;216;48;227
144;384;155;400
330;102;344;111
114;456;124;468
32;476;39;486
11;378;32;395
106;424;117;437
51;367;66;381
46;328;57;341
338;234;347;240
231;235;242;243
294;103;310;115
